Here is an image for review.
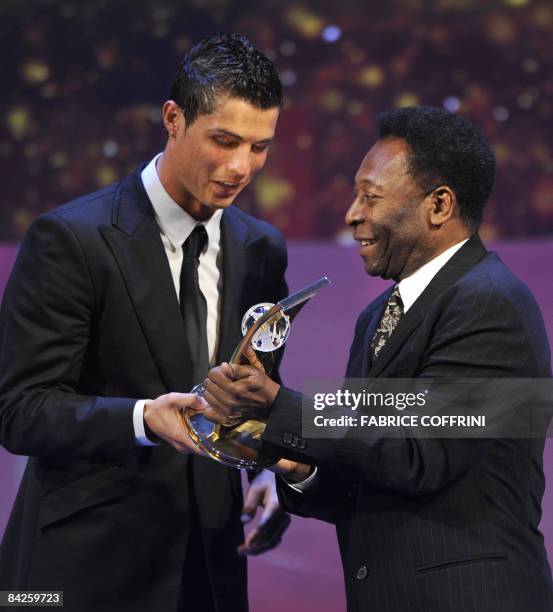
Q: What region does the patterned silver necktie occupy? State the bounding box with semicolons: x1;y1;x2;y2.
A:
371;286;404;358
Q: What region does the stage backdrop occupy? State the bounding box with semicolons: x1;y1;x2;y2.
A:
1;239;552;612
2;1;553;243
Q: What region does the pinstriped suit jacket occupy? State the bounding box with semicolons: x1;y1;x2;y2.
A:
263;234;553;612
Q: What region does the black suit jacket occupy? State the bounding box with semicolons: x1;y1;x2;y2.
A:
0;168;288;612
262;235;553;612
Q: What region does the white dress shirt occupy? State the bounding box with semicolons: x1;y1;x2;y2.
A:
288;237;469;491
133;154;223;445
397;239;468;312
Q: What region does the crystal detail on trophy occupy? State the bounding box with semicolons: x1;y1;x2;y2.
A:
182;277;331;470
241;303;290;352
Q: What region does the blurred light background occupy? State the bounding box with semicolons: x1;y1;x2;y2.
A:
1;0;552;242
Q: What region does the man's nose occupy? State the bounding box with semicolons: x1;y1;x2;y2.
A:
345;199;363;226
226;148;251;180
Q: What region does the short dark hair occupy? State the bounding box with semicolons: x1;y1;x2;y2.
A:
169;33;283;125
376;106;495;230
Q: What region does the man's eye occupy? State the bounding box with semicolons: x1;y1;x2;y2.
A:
252;143;270;154
213;137;237;148
362;193;378;202
354;191;378;202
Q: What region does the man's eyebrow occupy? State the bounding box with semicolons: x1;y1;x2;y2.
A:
208;128;273;144
208;128;243;139
355;178;384;190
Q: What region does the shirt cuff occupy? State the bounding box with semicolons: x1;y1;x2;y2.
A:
280;466;318;493
133;399;158;446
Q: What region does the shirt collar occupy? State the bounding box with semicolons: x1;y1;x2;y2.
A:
141;153;222;249
398;238;469;313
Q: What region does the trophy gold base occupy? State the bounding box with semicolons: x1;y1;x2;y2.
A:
182;382;275;470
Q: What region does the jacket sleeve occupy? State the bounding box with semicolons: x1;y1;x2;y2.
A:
0;213;141;465
274;466;353;524
263;228;289;386
262;280;550;496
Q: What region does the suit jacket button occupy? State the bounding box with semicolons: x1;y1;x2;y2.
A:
297;438;306;450
290;435;298;447
356;565;368;580
283;432;292;444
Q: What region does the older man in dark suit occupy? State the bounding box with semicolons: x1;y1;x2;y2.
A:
0;34;290;612
203;107;553;611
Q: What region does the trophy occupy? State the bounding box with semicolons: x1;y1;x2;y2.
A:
182;277;331;470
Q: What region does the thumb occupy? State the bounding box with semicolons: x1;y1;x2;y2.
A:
241;484;264;524
243;344;264;371
224;361;252;381
259;488;279;525
182;393;207;413
191;393;208;410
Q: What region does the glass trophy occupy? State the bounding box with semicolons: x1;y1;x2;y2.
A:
182;277;331;470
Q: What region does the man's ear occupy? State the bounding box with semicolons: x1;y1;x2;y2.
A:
426;186;457;228
162;100;184;139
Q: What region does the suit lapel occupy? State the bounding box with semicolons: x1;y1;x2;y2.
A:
367;234;489;378
215;207;264;364
100;169;194;392
359;290;393;375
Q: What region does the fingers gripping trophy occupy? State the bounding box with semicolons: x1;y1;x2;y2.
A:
182;277;330;470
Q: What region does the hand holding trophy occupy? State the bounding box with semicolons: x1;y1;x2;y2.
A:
182;277;330;470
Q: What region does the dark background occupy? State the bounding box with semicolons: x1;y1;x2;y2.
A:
1;0;552;242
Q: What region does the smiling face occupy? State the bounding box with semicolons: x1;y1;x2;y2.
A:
159;96;280;219
345;137;436;281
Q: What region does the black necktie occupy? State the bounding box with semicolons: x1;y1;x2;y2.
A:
371;285;404;358
180;225;209;384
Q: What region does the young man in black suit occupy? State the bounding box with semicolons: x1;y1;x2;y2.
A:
0;34;289;611
202;107;553;611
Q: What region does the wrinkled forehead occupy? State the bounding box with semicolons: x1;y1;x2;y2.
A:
194;96;280;141
354;138;412;187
